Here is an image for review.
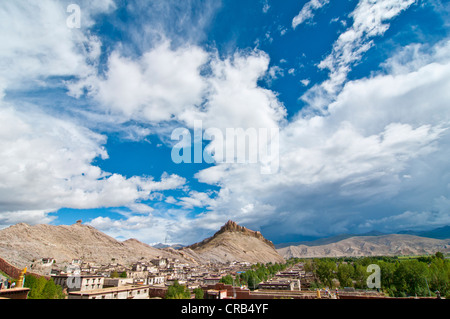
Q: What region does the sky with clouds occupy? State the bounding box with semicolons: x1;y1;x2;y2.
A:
1;0;450;245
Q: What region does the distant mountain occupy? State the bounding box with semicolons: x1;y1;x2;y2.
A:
183;220;285;264
275;226;450;249
275;231;387;249
277;234;450;259
152;243;185;250
0;223;191;273
397;225;450;240
0;220;284;274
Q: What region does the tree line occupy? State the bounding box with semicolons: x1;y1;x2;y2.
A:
165;261;292;299
220;261;292;290
23;275;65;299
295;252;450;298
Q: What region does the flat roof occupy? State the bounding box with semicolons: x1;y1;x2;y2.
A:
69;285;151;296
52;274;104;278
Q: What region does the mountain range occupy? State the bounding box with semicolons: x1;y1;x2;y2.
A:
274;226;450;249
0;220;284;273
1;221;449;275
277;234;450;259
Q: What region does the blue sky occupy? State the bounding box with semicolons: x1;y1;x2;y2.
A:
1;0;450;245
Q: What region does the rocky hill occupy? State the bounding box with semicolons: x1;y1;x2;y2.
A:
277;234;450;259
0;222;193;271
0;220;284;272
183;220;285;264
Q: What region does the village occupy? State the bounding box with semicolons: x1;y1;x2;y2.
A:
6;256;381;300
47;257;304;299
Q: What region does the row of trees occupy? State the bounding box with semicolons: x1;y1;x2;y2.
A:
23;275;65;299
165;280;204;299
166;261;292;299
221;261;292;290
296;252;450;298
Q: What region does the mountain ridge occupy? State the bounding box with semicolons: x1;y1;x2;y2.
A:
274;226;450;249
277;234;450;259
183;220;285;264
0;220;284;271
185;220;276;250
2;221;449;274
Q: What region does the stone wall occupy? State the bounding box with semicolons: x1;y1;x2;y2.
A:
148;286;168;299
0;256;49;280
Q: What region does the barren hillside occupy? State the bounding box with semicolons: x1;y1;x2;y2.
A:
0;220;285;273
277;234;450;259
184;220;285;264
0;222;193;270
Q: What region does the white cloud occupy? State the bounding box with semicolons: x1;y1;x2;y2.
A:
0;210;56;230
2;0;449;245
292;0;330;29
262;0;270;13
300;78;310;86
178;191;215;209
93;41;209;123
183;37;450;242
184;49;287;131
88;44;286;144
0;106;186;224
87;209;197;244
301;0;416;112
0;0;112;97
65;36;450;244
0;1;287;238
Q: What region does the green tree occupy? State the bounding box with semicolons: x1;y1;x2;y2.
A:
378;261;397;294
119;271;127;278
314;259;336;288
41;279;65;299
242;270;261;290
220;275;234;285
165;281;191;299
435;252;444;260
353;264;368;289
193;288;204;299
337;263;354;288
25;276;47;299
24;276;65;299
428;258;450;297
394;260;429;297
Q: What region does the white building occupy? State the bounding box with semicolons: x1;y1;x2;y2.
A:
68;285;150;300
52;274;105;292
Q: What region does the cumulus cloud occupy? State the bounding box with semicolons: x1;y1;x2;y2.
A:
2;0;450;245
0;210;56;229
91;45;286;132
84;36;450;243
0;105;186;227
0;0;113;97
93;41;209;123
0;1;285;238
183;37;450;242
